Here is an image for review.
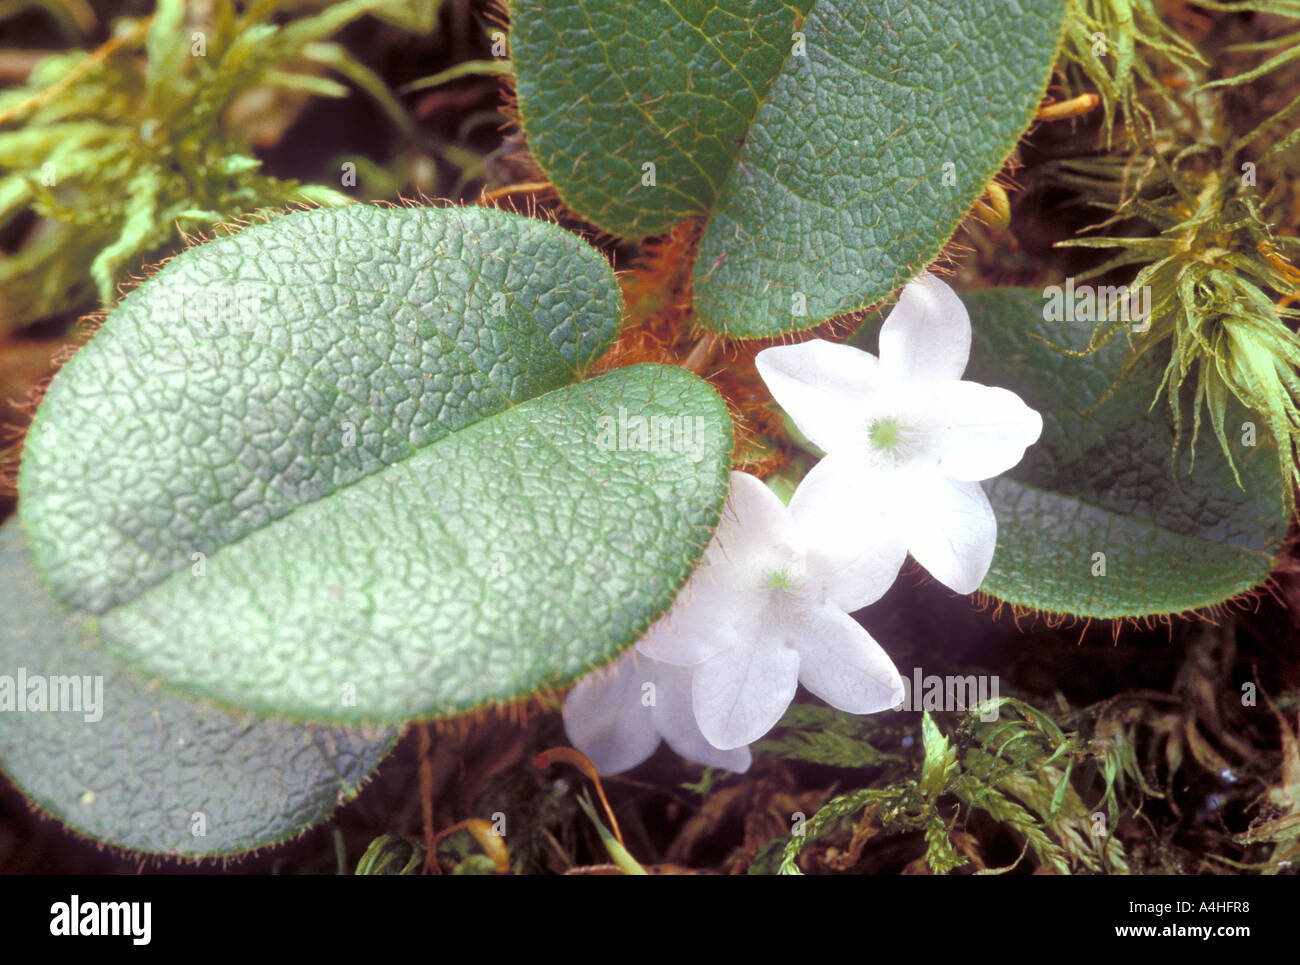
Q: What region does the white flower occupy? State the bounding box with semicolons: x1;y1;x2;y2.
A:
755;272;1043;595
563;648;752;774
635;471;903;751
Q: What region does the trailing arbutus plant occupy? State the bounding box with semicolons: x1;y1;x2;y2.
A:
0;0;1293;872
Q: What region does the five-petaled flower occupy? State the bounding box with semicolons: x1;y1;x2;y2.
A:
565;471;904;765
756;272;1043;595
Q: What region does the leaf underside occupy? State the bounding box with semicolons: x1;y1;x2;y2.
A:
0;521;399;857
961;287;1286;618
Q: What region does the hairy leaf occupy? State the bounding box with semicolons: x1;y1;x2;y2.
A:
0;521;398;857
961;287;1287;618
511;0;1067;336
19;204;734;722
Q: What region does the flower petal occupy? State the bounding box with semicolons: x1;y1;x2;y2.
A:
562;651;662;774
637;472;794;666
791;604;904;714
713;470;803;563
900;474;997;594
788;453;908;612
929;381;1043;481
693;639;800;750
651;661;752;772
755;340;880;453
636;574;742;665
879;272;971;384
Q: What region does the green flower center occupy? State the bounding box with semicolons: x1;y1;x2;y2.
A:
768;567;795;590
868;419;901;452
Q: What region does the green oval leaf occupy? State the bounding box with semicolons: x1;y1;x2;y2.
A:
19;204;734;722
960;287;1287;618
0;521;398;857
511;0;1067;337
